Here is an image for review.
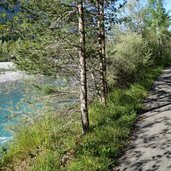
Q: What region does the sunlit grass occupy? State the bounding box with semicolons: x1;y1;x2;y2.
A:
0;64;165;170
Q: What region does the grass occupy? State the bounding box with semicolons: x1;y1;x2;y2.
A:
0;64;165;170
65;67;162;171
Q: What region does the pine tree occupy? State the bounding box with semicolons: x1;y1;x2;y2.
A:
78;0;89;134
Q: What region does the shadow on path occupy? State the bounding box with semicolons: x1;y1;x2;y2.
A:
113;66;171;171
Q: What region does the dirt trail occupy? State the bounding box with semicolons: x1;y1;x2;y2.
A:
114;66;171;171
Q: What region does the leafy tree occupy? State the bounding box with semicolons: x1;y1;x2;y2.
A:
84;0;127;104
120;0;147;34
144;0;171;61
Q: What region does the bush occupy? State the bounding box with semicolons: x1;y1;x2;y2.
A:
108;32;151;86
0;41;15;62
146;35;171;65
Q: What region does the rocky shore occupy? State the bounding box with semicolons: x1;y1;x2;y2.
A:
0;62;28;83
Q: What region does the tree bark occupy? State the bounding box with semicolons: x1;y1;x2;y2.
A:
97;0;107;104
78;1;89;134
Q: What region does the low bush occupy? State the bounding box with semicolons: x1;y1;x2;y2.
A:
108;32;152;86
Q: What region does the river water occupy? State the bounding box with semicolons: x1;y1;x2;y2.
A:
0;62;74;144
0;81;24;143
0;63;38;144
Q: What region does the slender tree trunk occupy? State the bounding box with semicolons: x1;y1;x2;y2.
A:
78;1;89;134
91;71;101;98
97;0;107;104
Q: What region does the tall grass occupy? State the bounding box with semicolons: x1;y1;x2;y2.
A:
66;66;163;171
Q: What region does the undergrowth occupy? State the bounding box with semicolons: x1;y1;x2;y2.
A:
0;65;165;170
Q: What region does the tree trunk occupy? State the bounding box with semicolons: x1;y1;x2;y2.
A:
78;1;89;134
97;0;107;104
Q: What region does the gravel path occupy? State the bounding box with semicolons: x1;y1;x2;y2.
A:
114;66;171;171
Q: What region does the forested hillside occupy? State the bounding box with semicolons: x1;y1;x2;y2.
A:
0;0;171;170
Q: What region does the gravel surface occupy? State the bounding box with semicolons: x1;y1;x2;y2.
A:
0;62;29;83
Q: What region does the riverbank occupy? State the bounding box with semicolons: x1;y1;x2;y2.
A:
0;63;71;147
0;62;29;83
0;63;43;145
0;63;21;144
0;63;166;171
0;62;15;70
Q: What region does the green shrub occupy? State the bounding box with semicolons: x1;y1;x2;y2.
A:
108;32;151;86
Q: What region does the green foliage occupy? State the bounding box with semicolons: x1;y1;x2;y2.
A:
0;0;171;170
117;0;171;65
0;40;14;61
30;150;61;171
145;0;170;33
0;110;81;170
0;56;167;171
41;85;59;95
65;65;164;171
142;0;171;63
108;32;151;86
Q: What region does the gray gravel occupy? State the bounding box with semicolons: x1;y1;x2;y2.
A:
0;62;29;83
